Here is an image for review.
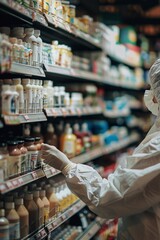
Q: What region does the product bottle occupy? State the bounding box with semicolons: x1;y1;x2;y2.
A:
24;192;39;233
23;124;31;138
33;190;44;227
15;198;29;238
13;78;24;114
0;141;8;181
1;84;13;115
24;138;38;171
44;123;58;147
32;124;44;143
5;202;20;240
39;189;50;224
73;123;83;155
60;127;77;158
11;27;24;40
17;140;28;174
46;187;59;219
0;209;9;240
17;39;25;64
23;28;38;66
34;29;43;65
30;79;36;113
10;85;19;115
21;79;32;113
81;123;92;152
7;141;21;178
9;37;20;63
59;123;70;151
59;86;65;107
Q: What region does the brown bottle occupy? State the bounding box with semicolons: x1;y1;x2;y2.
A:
24;192;39;233
5;202;20;240
46;187;59;219
39;190;50;224
0;209;9;240
44;123;58;147
33;190;44;226
7;141;21;178
17;140;28;174
15;198;29;238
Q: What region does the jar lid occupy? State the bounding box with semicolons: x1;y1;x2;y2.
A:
7;141;18;146
25;137;35;142
35;137;41;142
17;140;24;145
0;209;5;217
15;198;23;205
5;202;15;209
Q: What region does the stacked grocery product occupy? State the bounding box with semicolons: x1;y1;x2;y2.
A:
0;179;78;239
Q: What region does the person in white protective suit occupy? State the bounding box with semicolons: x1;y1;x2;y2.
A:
41;59;160;240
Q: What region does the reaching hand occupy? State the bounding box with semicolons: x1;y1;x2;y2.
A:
41;143;71;171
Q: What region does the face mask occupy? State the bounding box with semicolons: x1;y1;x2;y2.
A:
144;90;159;116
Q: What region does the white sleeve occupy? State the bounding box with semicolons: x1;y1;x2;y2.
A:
64;163;160;219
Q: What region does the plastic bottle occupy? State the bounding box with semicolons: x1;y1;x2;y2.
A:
61;127;77;158
59;86;65;107
34;29;42;65
24;192;39;233
0;209;9;240
21;79;32;113
1;85;13;115
0;141;8;181
24;138;38;171
81;123;92;151
17;39;25;64
15;198;29;238
10;85;19;115
5;202;20;240
7;141;21;178
33;190;44;226
30;79;36;113
9;37;20;63
44;123;58;147
13;78;24;114
73;123;84;155
39;190;50;224
17;140;28;174
46;187;59;219
23;28;38;66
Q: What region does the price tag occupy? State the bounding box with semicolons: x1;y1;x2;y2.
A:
47;224;54;232
35;232;41;239
53;15;58;27
64;22;71;33
40;229;47;237
76;108;82;116
6;181;13;189
70;107;77;115
0;184;6;192
23;115;30;121
61;108;68;117
12;179;19;187
50;168;56;175
18;178;24;185
32;171;38;179
52;108;57;117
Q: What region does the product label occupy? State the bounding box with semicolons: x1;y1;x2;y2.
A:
21;153;27;173
9;222;20;240
0;225;9;240
0;158;7;181
44;206;50;223
29;151;38;170
64;140;74;157
8;156;21;178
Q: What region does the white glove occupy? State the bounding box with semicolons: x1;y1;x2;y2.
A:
41;143;74;172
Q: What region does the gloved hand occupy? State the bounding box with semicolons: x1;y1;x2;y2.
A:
41;143;72;172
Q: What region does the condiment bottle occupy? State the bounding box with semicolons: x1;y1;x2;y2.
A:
32;190;44;226
39;190;50;224
73;123;83;155
32;124;43;143
15;198;29;238
46;187;59;219
13;78;24;114
44;123;58;147
17;140;28;174
21;79;32;114
24;138;38;171
60;127;77;158
5;202;20;240
24;192;39;233
34;29;42;65
7;141;21;178
0;141;8;181
0;209;9;240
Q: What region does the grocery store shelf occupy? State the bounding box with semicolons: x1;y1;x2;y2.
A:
0;169;45;194
46;201;86;235
76;217;106;240
3;112;47;125
72;133;140;164
43;166;60;178
10;63;45;77
104;109;130;118
44;106;103;118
